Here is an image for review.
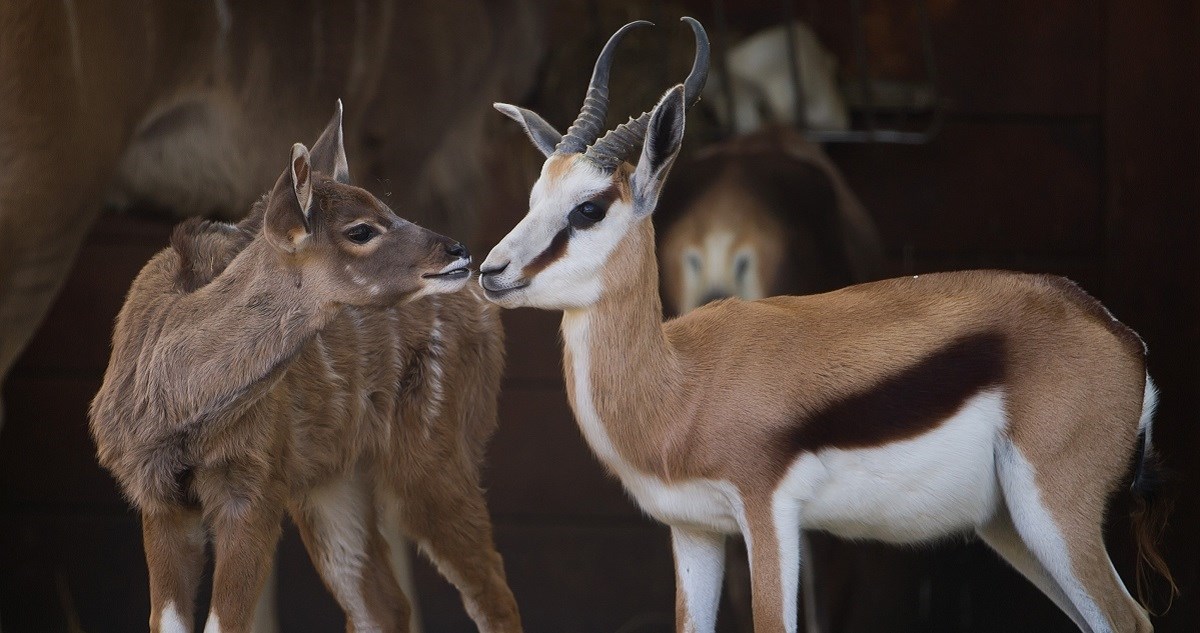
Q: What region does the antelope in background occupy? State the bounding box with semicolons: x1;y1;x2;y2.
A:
0;0;540;432
89;104;520;633
655;126;885;315
483;17;1174;633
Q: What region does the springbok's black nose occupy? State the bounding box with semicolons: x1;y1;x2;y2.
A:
446;242;469;259
480;261;508;276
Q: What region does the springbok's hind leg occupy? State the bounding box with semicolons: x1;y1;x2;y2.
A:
977;500;1090;630
143;506;207;633
997;440;1150;633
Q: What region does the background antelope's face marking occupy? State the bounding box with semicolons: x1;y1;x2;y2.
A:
480;156;636;310
660;186;786;313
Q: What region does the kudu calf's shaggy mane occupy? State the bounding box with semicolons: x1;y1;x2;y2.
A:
90;106;519;633
486;18;1174;633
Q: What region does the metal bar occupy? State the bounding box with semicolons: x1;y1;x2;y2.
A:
849;0;877;135
711;0;737;138
781;0;809;129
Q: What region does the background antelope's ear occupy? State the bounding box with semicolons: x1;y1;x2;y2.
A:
631;85;687;216
264;143;315;253
309;99;350;184
494;103;562;157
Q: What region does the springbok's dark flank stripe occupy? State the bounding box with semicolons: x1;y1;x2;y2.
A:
521;226;572;277
782;332;1006;459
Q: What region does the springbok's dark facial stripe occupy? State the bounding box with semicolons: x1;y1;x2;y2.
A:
520;183;627;278
521;226;572;277
780;332;1006;461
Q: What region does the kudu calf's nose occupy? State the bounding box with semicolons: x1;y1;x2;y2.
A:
446;242;469;259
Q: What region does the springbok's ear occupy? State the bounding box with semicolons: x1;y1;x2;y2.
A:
264;144;315;253
494;103;562;157
631;85;687;216
309;99;350;184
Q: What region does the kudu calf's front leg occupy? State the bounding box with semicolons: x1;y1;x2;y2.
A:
203;494;286;633
143;507;207;633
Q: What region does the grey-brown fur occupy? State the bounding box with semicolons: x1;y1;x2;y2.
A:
89;112;519;633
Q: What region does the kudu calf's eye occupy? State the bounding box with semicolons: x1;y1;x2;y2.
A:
568;201;607;229
344;224;379;244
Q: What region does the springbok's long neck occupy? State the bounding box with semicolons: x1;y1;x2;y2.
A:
130;239;333;429
561;221;686;477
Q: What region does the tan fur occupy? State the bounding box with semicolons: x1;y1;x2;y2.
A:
0;0;542;425
545;153;580;183
563;208;1152;633
90;137;519;632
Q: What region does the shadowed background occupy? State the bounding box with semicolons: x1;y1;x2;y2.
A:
1;0;1197;631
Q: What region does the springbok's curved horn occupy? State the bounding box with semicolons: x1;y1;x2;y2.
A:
584;17;709;172
555;20;653;155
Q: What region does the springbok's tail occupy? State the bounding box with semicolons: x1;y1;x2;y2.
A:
1129;376;1179;613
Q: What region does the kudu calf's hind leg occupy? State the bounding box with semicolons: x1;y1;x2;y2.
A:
143;506;207;633
398;471;521;633
293;476;412;632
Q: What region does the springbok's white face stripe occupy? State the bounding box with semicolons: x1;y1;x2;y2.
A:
481;157;636;310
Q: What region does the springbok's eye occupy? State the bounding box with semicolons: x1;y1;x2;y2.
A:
686;252;703;273
568;201;606;229
344;224;379;244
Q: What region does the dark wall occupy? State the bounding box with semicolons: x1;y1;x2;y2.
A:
2;1;1197;632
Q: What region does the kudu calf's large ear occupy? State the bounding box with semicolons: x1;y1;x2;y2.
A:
309;99;351;184
631;85;687;216
264;143;315;253
495;103;562;157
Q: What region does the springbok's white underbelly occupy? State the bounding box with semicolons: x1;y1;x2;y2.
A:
778;389;1007;543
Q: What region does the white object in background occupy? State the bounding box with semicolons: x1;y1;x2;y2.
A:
705;21;849;134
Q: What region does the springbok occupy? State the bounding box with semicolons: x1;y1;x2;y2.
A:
89;104;520;633
483;18;1174;633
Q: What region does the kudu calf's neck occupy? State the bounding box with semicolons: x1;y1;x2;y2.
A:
112;235;331;432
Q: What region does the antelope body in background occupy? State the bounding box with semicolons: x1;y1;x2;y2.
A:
656;125;884;315
0;0;540;431
484;18;1173;633
89;106;519;633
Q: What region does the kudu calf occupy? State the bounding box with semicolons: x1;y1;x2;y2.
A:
90;105;520;633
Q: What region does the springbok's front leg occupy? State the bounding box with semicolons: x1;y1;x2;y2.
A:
293;474;412;632
671;527;726;633
143;505;207;633
745;499;803;633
